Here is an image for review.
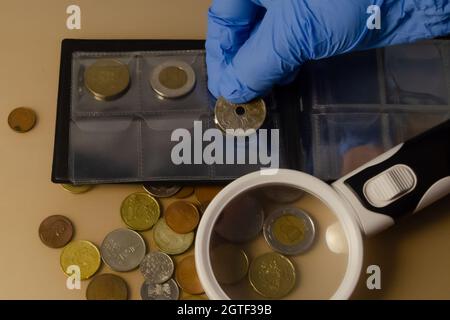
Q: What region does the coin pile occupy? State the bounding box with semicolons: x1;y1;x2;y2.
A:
210;186;315;299
40;183;221;300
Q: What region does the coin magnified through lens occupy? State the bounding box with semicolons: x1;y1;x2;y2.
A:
209;184;349;300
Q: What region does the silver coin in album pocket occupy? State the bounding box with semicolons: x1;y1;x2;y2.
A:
150;60;196;99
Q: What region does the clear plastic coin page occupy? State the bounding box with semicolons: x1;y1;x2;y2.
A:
68;50;282;184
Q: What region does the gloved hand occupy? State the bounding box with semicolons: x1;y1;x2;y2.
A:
206;0;450;103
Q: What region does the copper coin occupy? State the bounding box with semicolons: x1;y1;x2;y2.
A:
39;215;74;248
86;273;128;300
175;255;204;295
165;201;199;234
8;107;37;133
194;186;222;205
175;186;194;199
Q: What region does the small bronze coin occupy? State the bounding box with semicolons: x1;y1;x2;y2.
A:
158;66;188;90
175;255;204;295
164;201;200;234
175;186;195;199
8;107;37;133
194;186;222;205
86;274;128;300
39;215;74;248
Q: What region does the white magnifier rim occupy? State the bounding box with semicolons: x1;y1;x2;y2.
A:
195;169;364;300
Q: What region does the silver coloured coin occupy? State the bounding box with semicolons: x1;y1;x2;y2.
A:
149;60;196;99
140;278;179;300
143;184;181;198
100;228;147;272
263;207;316;255
139;252;174;284
214;97;266;136
214;195;264;243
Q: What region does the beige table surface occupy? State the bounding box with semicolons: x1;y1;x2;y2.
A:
0;0;449;300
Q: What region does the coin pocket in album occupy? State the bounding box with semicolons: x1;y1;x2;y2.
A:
52;39;293;184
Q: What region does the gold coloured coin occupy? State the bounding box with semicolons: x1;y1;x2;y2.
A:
214;97;266;136
61;184;93;194
120;192;160;231
8;107;37;133
248;252;296;299
153;218;194;255
159;66;188;90
60;240;101;280
84;59;130;101
164;201;200;234
175;255;204;295
175;186;194;199
86;274;128;300
211;244;249;285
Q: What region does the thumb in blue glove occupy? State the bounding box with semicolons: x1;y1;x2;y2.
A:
206;0;450;104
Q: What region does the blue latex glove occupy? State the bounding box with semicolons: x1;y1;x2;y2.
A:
206;0;450;103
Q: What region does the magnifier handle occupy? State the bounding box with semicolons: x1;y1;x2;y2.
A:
333;119;450;235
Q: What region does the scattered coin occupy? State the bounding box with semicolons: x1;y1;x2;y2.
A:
262;186;305;203
61;184;93;194
214;195;264;243
143;184;181;198
86;274;128;300
263;207;315;255
84;59;130;101
60;240;101;280
100;228;146;272
194;186;222;205
139;252;174;284
120;192;160;231
248;252;296;299
182;295;208;300
211;244;249;285
175;255;204;295
153;219;194;255
39;215;74;248
8;107;37;133
175;186;194;199
214;97;266;136
140;278;179;300
150;60;196;99
165;201;200;234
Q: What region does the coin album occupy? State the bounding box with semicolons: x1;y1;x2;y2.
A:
52;40;297;184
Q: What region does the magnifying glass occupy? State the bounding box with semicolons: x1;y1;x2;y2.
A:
195;119;450;299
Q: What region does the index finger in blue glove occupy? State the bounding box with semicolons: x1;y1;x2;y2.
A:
206;0;263;100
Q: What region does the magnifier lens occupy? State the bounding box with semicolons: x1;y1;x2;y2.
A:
209;184;350;300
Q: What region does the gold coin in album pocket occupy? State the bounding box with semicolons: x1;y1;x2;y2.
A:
84;59;130;101
8;107;37;133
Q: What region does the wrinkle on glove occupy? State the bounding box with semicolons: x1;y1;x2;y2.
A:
206;0;450;103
